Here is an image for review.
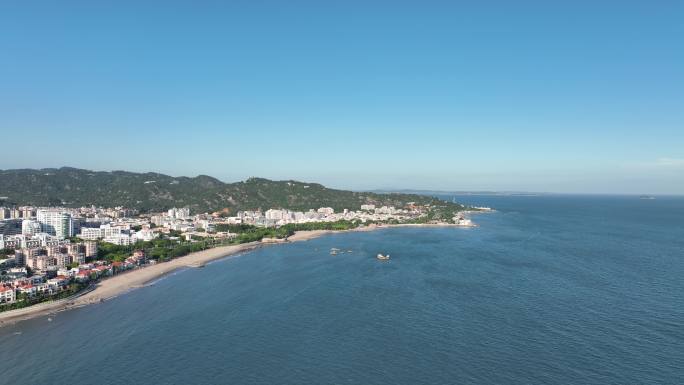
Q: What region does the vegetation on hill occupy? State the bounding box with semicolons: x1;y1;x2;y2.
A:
0;167;465;214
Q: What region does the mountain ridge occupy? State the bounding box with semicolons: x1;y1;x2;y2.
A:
0;167;465;217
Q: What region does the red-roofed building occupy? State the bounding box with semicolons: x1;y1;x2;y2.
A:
75;270;92;282
17;284;36;296
92;265;112;277
0;286;15;304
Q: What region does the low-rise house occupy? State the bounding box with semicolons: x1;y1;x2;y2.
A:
57;267;74;278
0;286;16;304
37;282;52;295
78;263;95;270
75;270;92;282
92;265;112;277
12;277;30;287
131;250;146;265
22;282;53;296
47;275;70;290
7;267;28;277
17;284;36;297
111;261;124;273
31;275;45;284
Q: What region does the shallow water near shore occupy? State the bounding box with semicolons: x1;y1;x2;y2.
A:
1;195;683;384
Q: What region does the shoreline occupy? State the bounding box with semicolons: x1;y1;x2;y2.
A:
0;222;472;327
0;241;264;327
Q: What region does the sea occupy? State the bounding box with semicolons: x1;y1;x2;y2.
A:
1;195;683;385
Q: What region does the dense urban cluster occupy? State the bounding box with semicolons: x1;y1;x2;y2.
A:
0;203;473;309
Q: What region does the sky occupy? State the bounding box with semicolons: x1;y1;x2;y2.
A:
1;1;683;194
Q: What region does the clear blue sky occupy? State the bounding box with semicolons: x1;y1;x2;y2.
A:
1;1;682;194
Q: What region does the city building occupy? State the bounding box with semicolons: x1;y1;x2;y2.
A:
37;209;74;239
317;207;334;215
21;219;42;236
0;286;16;304
0;219;23;236
79;227;103;240
84;241;97;260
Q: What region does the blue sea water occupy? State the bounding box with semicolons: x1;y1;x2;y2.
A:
1;195;683;385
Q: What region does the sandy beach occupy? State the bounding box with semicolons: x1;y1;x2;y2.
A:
0;241;264;327
0;223;469;327
285;222;469;242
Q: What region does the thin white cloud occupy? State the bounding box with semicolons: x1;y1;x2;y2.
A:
655;158;684;167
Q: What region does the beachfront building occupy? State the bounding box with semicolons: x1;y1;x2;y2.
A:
47;275;70;291
131;250;146;265
17;283;52;297
0;286;16;304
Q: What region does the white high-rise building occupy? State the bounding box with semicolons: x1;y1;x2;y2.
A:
37;209;74;239
317;207;334;215
168;207;190;219
177;207;190;219
21;219;42;236
265;209;286;220
79;227;104;240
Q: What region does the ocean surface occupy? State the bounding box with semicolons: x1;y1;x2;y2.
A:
1;195;683;384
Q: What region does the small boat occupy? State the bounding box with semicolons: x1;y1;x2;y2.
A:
330;248;340;255
376;253;390;260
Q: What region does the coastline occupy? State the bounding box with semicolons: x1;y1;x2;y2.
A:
0;241;264;327
0;222;471;327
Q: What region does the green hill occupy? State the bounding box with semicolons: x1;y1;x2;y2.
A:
0;167;464;218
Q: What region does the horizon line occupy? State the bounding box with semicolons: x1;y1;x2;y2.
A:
1;165;683;197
